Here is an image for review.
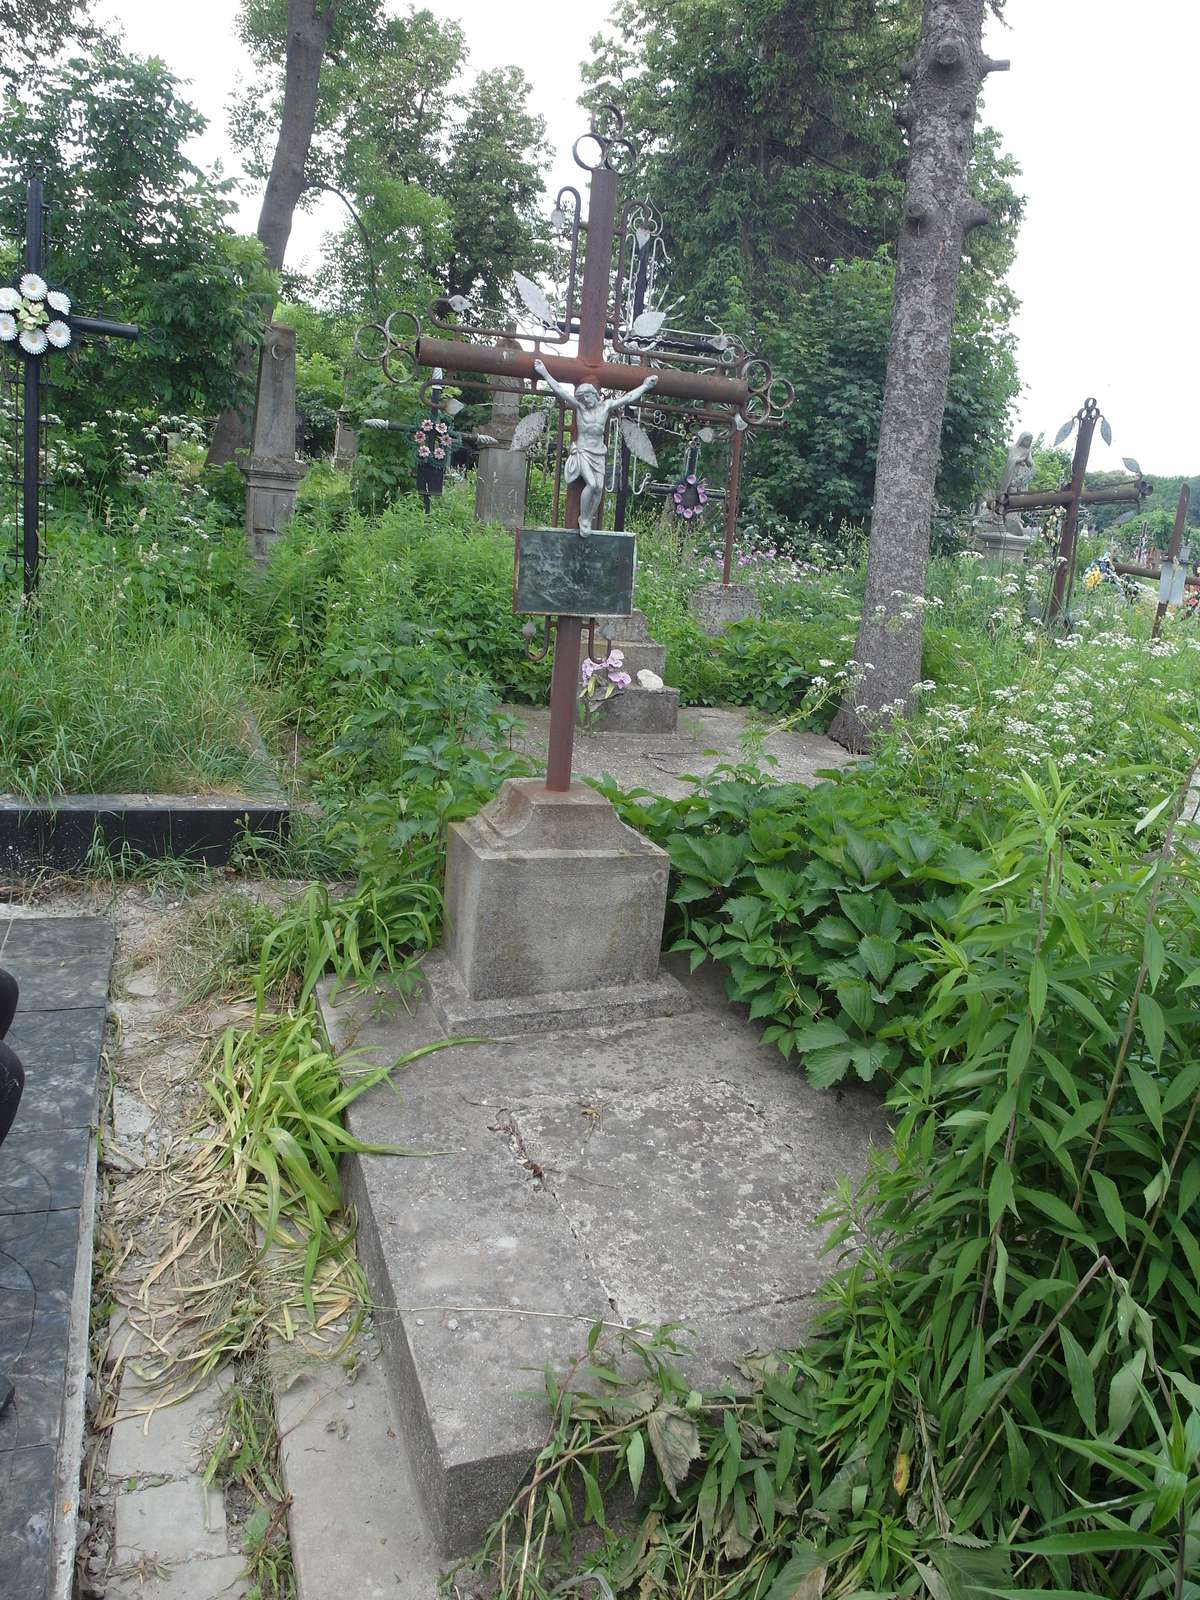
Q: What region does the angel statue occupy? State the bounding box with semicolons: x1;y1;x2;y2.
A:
997;430;1035;501
532;358;658;534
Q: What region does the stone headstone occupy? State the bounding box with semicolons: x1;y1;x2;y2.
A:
689;581;760;636
333;408;358;468
242;322;307;568
474;335;527;530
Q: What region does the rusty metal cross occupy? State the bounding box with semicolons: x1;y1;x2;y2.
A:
996;397;1150;625
357;109;791;792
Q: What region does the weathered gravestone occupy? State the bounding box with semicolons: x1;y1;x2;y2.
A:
242;322;307;569
332;407;358;468
474;337;527;530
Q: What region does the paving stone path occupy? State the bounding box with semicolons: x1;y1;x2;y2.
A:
0;915;112;1600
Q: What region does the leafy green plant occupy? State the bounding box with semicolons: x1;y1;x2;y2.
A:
604;769;985;1084
466;760;1200;1599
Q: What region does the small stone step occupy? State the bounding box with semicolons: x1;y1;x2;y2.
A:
592;685;680;733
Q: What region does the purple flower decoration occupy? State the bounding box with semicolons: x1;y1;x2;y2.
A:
610;671;632;689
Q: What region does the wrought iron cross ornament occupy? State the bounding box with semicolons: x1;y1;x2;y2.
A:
4;178;139;593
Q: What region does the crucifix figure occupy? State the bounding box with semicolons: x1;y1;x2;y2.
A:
531;357;658;534
3;178;139;593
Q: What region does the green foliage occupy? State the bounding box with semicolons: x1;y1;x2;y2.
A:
0;538;271;800
470;763;1200;1599
583;0;1024;529
0;41;272;430
604;770;984;1084
746;256;1019;528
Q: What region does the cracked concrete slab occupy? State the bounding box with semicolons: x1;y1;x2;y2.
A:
321;954;886;1556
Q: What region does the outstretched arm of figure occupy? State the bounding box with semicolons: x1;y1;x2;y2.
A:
614;372;659;412
532;358;576;409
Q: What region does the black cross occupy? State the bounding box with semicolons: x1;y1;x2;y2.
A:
7;178;139;593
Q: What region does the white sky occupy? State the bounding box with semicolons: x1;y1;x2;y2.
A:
98;0;1197;474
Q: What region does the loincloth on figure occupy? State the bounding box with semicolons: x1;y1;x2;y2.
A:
565;441;606;489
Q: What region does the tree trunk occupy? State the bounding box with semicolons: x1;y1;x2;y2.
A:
207;0;336;467
828;0;1006;752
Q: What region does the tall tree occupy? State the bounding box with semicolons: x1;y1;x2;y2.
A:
828;1;1008;750
0;41;270;427
208;0;355;466
583;0;1021;530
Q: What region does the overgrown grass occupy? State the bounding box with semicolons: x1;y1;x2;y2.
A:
0;555;274;800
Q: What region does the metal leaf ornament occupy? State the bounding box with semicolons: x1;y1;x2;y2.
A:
1123;456;1141;476
1053;418;1076;448
513;272;558;329
619;416;658;467
630;309;667;341
1100;416;1113;447
510;408;550;453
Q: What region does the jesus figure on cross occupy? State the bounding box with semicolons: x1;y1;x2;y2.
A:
532;357;658;535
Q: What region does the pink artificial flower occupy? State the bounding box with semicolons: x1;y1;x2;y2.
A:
606;649;625;670
610;671;632;689
414;430;426;443
418;445;431;458
434;447;445;459
435;421;448;434
421;417;433;430
686;474;697;484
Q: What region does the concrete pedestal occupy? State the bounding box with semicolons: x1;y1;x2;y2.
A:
435;779;685;1035
975;527;1035;571
690;582;760;635
588;610;679;734
474;449;527;530
244;456;307;568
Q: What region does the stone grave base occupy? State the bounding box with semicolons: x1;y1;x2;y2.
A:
689;581;760;635
320;957;885;1558
474;449;527;530
586;610;677;734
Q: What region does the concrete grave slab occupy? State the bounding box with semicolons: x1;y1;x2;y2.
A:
502;703;851;801
0;1443;56;1600
321;959;886;1557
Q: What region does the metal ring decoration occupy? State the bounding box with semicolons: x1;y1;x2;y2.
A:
353;309;420;386
573;103;638;175
739;355;795;429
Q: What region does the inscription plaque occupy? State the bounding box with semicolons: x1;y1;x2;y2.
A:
514;526;636;617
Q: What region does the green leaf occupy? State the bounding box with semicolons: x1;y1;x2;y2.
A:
1006;1018;1032;1086
1106;1349;1146;1441
1137;992;1165;1063
776;1423;797;1489
626;1429;645;1497
754;1463;776;1538
1015;1529;1165;1555
577;1460;607;1527
1134;793;1172;834
1059;1325;1097;1434
988;1161;1015;1231
1090;1169;1128;1245
858;933;896;985
1128;1063;1164;1137
1028;957;1047;1025
546;1483;568;1534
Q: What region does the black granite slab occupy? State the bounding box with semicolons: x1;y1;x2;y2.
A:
0;793;290;873
0;916;111;1600
0;1444;56;1600
0;918;114;1011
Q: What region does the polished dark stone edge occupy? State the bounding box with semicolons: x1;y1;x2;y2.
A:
0;797;290;871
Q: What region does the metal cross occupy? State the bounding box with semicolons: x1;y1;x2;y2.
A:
1111;484;1195;639
996;397;1150;625
357;109;791;791
5;178;139;594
